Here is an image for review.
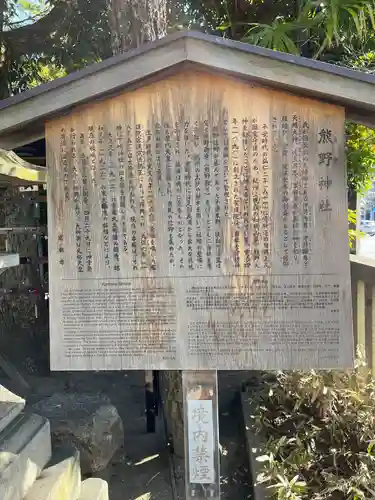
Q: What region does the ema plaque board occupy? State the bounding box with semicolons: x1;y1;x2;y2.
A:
46;71;353;371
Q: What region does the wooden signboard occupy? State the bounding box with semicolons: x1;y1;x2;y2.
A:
46;70;353;371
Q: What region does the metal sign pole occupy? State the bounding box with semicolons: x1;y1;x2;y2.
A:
182;370;220;499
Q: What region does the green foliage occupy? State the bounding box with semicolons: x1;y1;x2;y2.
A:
311;0;375;58
348;208;362;248
3;0;109;97
345;50;375;73
28;60;66;87
346;122;375;195
243;17;301;54
214;0;375;59
251;362;375;499
3;0;375;92
348;209;365;249
8;55;66;94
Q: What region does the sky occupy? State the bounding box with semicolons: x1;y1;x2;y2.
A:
11;0;51;25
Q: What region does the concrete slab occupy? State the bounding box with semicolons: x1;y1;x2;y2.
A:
78;478;109;500
0;413;51;500
0;385;25;434
25;448;81;500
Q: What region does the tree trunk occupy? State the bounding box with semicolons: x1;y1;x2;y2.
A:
107;0;167;54
159;371;185;457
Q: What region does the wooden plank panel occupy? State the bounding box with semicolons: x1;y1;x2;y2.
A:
357;280;366;359
46;70;353;371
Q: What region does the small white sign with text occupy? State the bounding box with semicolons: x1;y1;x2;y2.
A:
187;400;215;484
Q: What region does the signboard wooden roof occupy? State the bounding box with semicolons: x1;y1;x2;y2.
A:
0;31;358;371
0;149;46;186
0;31;375;149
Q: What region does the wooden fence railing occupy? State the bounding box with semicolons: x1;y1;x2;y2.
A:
350;254;375;372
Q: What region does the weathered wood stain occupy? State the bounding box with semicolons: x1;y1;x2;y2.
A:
46;70;353;371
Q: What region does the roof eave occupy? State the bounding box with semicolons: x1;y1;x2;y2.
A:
0;36;189;149
2;33;375;149
184;37;375;127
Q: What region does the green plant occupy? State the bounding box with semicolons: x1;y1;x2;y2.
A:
348;208;364;249
239;0;375;58
346;122;375;197
250;360;375;499
346;123;375;249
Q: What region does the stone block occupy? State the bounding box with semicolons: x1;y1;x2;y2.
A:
0;412;51;500
24;447;81;500
78;478;109;500
33;393;123;473
0;385;25;434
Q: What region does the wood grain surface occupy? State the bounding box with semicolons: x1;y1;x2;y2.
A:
46;70;353;371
